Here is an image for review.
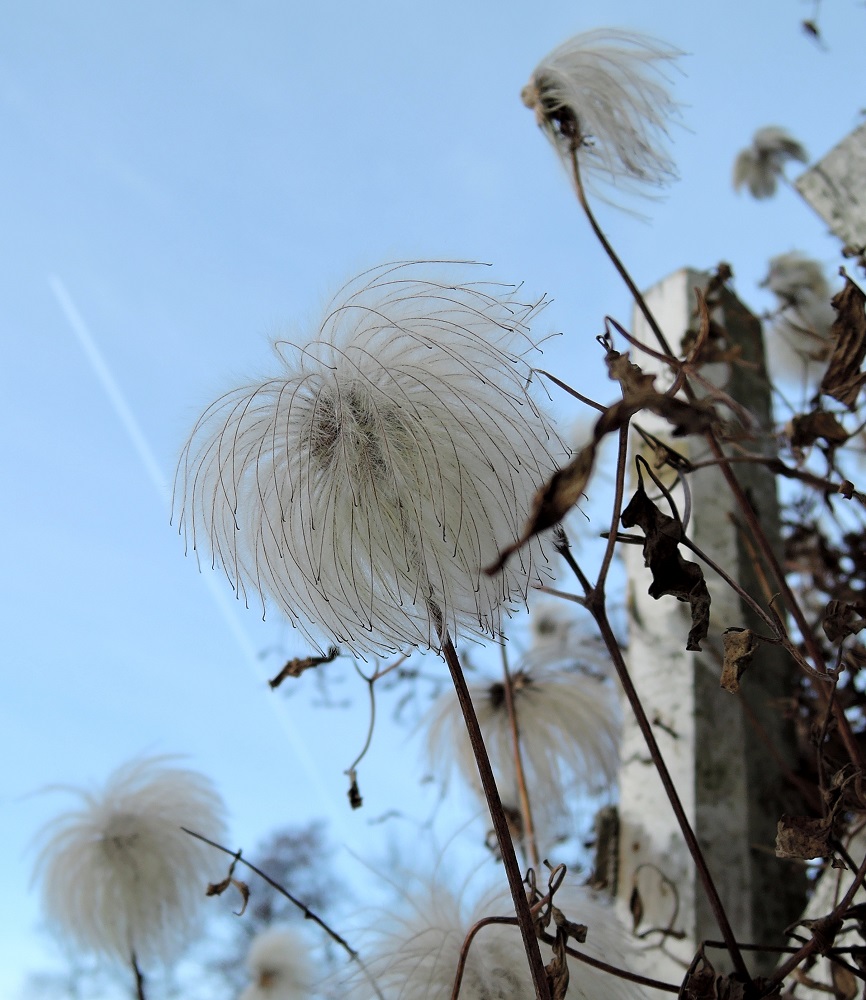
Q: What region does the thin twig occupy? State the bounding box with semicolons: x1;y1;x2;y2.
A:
451;916;519;1000
572;139;866;770
182;827;385;1000
345;663;378;778
438;627;551;1000
585;601;752;983
536;369;607;412
131;952;146;1000
568;147;677;362
771;850;866;986
596;423;631;591
499;642;541;871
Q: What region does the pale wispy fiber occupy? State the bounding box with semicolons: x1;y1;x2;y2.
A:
761;251;835;381
426;662;619;848
526;598;610;675
240;927;314;1000
33;757;227;965
733;126;808;199
345;880;645;1000
176;261;563;656
522;28;682;196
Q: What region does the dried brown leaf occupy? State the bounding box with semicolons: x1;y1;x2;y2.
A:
552;905;587;944
206;876;250;916
775;813;833;860
348;775;363;810
487;375;716;573
790;411;850;450
620;478;711;651
485;443;597;574
545;927;570;1000
823;600;866;643
269;647;339;688
605;347;656;395
831;963;859;1000
681;958;719;1000
721;628;758;693
820;277;866;409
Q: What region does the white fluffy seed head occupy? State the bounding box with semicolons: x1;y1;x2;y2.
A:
733;126;808;199
522;28;682;197
345;881;645;1000
33;757;227;965
175;262;564;657
239;927;314;1000
761;251;835;382
425;661;619;850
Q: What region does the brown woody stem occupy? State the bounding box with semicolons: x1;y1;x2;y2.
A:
439;629;551;1000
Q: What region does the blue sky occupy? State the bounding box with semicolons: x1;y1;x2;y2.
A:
2;1;864;995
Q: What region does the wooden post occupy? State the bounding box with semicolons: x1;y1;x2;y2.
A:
616;269;806;979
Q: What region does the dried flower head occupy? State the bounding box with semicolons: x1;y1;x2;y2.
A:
761;252;835;380
176;262;562;656
346;881;643;1000
240;928;313;1000
425;660;619;847
521;28;682;196
733;126;808;199
33;757;227;965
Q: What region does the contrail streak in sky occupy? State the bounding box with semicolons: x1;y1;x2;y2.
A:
49;275;340;823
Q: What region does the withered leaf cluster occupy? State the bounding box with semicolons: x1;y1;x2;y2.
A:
682;952;779;1000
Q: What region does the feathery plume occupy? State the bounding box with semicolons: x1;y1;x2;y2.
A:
425;659;619;846
521;28;682;196
239;927;314;1000
345;880;645;1000
33;757;227;965
733;126;808;199
176;262;563;657
761;251;835;380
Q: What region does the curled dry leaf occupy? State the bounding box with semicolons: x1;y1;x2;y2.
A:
789;411;850;451
820;276;866;409
347;774;363;810
775;814;833;860
620;473;711;651
720;628;758;693
823;600;866;643
268;647;339;689
545;926;570;1000
551;905;588;944
206;876;250;916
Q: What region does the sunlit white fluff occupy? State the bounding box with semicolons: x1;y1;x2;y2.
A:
240;927;313;1000
522;28;682;196
733;126;808;199
761;251;835;381
345;880;644;1000
425;661;619;849
176;262;562;657
33;757;227;965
